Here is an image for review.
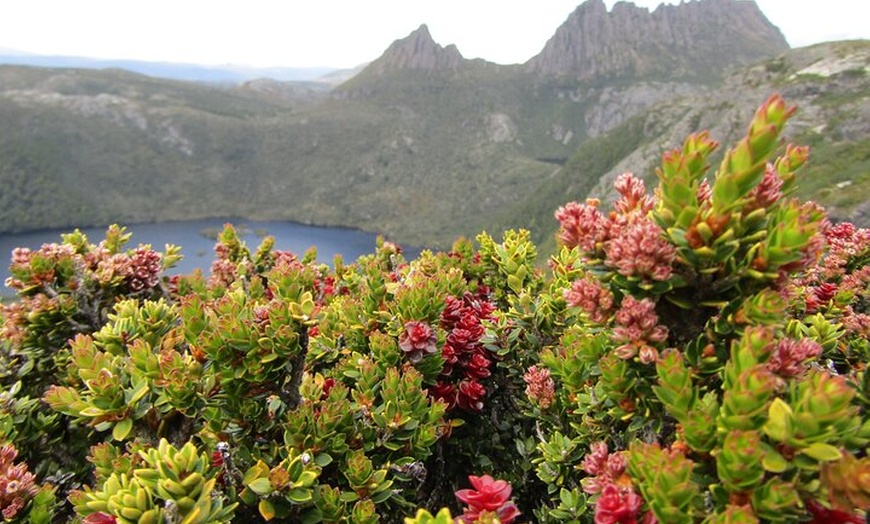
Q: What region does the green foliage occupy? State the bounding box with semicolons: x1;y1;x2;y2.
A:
1;95;868;524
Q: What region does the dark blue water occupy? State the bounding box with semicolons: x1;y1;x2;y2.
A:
0;218;400;295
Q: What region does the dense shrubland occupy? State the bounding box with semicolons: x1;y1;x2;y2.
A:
0;95;867;523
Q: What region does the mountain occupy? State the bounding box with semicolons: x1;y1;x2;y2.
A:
362;25;466;76
526;0;788;81
0;0;867;252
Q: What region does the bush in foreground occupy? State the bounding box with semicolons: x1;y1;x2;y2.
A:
0;94;867;523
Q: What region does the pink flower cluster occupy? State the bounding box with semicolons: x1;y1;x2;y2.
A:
793;221;870;335
0;445;39;520
430;293;496;412
455;475;520;524
613;296;668;363
564;276;614;323
5;243;75;290
604;219;676;282
581;442;643;524
555;174;676;283
523;365;555;409
841;304;870;337
88;248;131;286
613;172;655;216
127;246;162;292
82;244;163;292
399;321;438;364
554;199;609;253
595;485;645;524
766;337;822;380
581;441;628;494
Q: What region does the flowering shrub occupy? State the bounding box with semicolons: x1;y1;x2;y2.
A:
0;94;867;523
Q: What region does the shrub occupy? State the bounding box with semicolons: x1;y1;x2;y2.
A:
0;94;866;523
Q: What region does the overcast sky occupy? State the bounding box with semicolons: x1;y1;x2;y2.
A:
1;0;868;69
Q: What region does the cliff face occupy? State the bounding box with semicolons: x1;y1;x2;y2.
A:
525;0;789;81
361;24;466;76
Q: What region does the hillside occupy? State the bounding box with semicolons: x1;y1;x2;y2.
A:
0;51;340;83
1;0;867;250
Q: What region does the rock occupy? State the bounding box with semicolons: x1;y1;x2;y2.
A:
525;0;788;81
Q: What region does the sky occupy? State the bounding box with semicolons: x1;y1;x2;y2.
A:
1;0;868;69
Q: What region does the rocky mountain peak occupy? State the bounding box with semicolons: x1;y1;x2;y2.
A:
526;0;789;81
362;24;465;76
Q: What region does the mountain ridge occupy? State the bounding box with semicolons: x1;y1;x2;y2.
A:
525;0;789;80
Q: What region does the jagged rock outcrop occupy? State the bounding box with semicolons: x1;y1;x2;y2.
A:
525;0;788;81
361;24;465;76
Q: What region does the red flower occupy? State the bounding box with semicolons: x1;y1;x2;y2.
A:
430;382;457;410
440;295;466;328
594;484;642;524
83;513;118;524
436;293;497;411
399;321;438;364
806;499;863;524
447;329;476;352
465;353;492;379
805;282;838;312
766;337;822;379
211;450;224;469
455;475;521;524
320;378;336;400
456;379;486;411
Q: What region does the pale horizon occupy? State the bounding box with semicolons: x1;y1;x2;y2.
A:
1;0;868;70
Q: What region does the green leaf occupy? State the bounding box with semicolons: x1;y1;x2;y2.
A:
288;487;313;503
371;488;393;504
299;509;324;524
761;445;789;473
126;380;150;404
507;274;523;294
801;443;842;462
314;453;333;467
247;477;273;496
112;417;133;441
340;491;359;502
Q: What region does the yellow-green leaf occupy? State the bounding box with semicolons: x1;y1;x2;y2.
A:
259;499;276;521
247;477;273;496
112;417;133;441
801;443;842;462
763;398;793;443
